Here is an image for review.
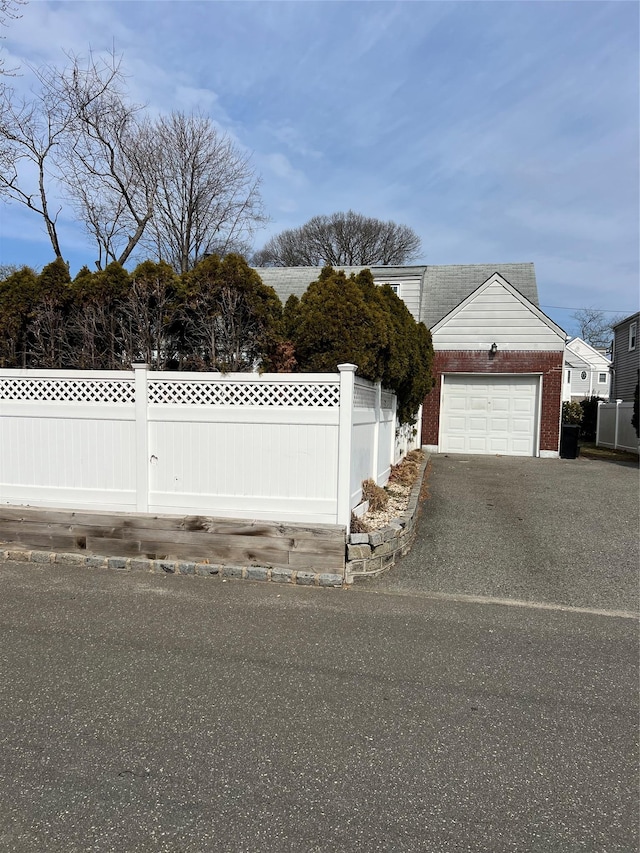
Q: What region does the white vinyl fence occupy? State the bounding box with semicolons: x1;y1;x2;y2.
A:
0;364;416;528
596;400;638;453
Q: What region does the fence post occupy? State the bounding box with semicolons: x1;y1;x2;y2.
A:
390;393;397;465
133;363;149;513
337;364;357;529
596;400;603;447
614;399;622;450
373;380;381;484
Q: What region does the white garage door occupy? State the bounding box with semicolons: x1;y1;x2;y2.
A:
440;375;539;456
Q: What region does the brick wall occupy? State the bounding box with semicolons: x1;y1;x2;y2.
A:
421;350;563;453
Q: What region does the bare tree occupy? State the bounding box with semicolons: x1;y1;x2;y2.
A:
0;0;26;79
572;307;624;349
0;68;73;258
0;50;156;266
1;51;266;270
253;210;422;267
140;111;266;274
55;51;157;269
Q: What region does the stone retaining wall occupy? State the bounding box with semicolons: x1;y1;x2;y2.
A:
345;453;430;583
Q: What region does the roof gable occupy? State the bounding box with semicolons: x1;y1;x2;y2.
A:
430;273;566;351
566;337;611;367
420;263;538;328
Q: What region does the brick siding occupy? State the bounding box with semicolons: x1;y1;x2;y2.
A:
421;350;563;453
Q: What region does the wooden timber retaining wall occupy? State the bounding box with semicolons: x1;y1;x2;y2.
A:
0;506;346;575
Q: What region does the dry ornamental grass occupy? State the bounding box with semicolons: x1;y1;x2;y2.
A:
353;450;424;532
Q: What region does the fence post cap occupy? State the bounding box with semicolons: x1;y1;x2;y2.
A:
132;363;149;370
337;363;357;373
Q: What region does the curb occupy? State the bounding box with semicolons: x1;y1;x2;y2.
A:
0;548;344;588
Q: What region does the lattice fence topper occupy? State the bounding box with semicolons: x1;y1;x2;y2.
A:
147;379;341;407
0;377;135;404
353;382;377;409
381;390;395;410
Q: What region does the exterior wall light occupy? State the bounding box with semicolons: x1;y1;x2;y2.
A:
490;342;498;355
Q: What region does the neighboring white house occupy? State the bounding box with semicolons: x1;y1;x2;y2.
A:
562;337;611;402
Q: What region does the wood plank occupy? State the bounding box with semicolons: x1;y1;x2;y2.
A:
0;530;79;553
0;506;344;539
289;551;345;571
292;537;345;557
0;506;346;571
0;521;121;541
85;536;294;568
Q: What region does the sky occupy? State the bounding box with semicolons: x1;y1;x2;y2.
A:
0;0;638;337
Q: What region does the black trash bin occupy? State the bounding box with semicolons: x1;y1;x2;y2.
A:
560;424;580;459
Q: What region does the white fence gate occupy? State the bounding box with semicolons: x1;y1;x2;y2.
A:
596;400;638;453
0;364;415;528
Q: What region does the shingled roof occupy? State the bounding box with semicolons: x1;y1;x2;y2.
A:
421;263;538;328
254;263;539;330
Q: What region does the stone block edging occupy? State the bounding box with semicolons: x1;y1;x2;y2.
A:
345;452;430;583
0;548;343;588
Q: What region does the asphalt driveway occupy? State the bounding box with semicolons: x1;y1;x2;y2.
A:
366;453;639;614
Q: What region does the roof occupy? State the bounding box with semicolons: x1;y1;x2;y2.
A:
565;354;590;369
420;263;538;328
612;310;640;329
565;337;611;367
254;262;540;329
254;265;419;303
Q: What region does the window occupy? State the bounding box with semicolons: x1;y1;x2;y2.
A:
629;322;637;351
580;370;587;381
598;372;607;384
379;282;401;297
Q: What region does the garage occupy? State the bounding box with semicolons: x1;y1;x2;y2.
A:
439;374;540;456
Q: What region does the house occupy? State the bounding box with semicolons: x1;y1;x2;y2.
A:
256;263;567;458
610;311;640;402
562;337;611;402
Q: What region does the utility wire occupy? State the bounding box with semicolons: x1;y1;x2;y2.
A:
540;305;634;313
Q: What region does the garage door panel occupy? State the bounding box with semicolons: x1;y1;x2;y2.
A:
469;416;488;431
489;417;509;432
449;398;467;411
441;375;539;457
470;397;488;411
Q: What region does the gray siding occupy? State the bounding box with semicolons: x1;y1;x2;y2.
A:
611;312;640;401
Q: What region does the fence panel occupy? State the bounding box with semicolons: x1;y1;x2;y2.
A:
146;372;340;521
597;401;638;453
1;366;401;528
0;371;137;511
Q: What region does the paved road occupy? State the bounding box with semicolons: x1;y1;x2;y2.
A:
0;561;637;852
366;454;640;613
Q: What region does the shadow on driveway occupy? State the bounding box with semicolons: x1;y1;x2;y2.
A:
364;454;640;614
